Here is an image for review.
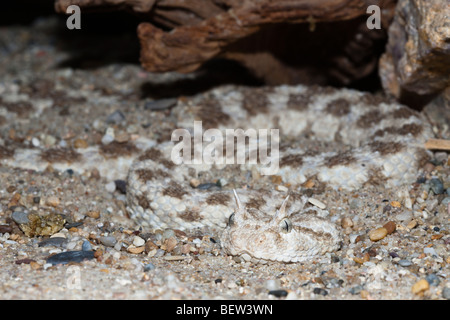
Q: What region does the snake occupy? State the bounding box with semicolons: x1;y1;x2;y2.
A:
0;84;433;263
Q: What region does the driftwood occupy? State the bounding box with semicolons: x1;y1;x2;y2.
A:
55;0;397;85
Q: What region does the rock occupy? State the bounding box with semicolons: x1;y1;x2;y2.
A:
99;236;117;247
425;274;440;286
14;212;66;237
11;211;30;225
429;178;444;194
411;279;429;295
133;236;145;247
368;227;388;242
82;240;93;251
38;237;68;248
442;287;450;300
379;0;450;103
46;250;95;265
398;259;412;267
106;110;126;124
308;198;326;209
341;217;353;229
383;221;396;234
268;290;288;298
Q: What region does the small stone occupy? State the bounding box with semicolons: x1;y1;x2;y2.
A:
368;227;388;242
46;196;60;207
105;181;116;193
390;201;401;208
398;259;412;267
38;237;67;247
425;274;440;286
308;198;326;209
164;255;185;261
423;247;437;256
442;287;450;300
395;211;412;222
114;180;127;194
265;279;282;291
11;211;30;224
133;236;145;247
406;219;418;230
189;178;200;188
144;263;156;271
82;240;93;251
127;246;145;254
31;137;40;147
106;110;126;124
275;185;288;192
46;250;95;265
429;178;444;194
341;217;353;229
73;138;88;149
99;236;117;247
411;279;429;295
268;289;288;298
86;210;100;219
348;285;363;295
101;127;115;145
312;288;328;296
163;237;177;252
383;221;396;234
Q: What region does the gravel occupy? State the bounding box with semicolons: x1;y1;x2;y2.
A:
0;16;448;300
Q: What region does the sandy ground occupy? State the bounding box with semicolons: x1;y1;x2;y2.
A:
0;17;449;301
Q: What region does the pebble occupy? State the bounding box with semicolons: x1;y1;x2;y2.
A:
341;217;353;229
161;229;175;242
368;227;388;242
101;128;115;145
105;181;116;193
425;274;440;286
268;290;288;298
99;236;117;247
383;221;396;234
127;246;145;254
423;247;437;256
73;138;88;149
144;263;156;272
86;210;101;219
46;250;95;265
133;236;145;247
46;196;60;207
411;279;429;295
308;198;326;209
406;219;418;230
442;287;450;300
395;211;412;222
82;240;93;251
429;178;444;194
313;288;328;296
11;211;30;224
38;237;68;248
348;285;363;295
106;110;126;124
265;279;282;291
398;259;412;267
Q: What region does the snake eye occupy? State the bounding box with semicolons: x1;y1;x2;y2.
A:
228;213;235;227
279;218;292;233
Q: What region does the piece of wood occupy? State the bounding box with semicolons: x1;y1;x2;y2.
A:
424;139;450;151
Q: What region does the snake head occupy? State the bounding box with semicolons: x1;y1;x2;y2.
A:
220;190;340;263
